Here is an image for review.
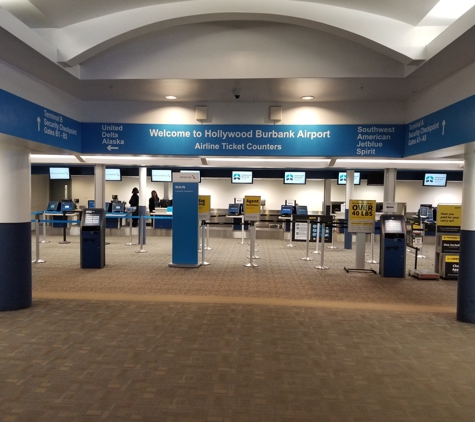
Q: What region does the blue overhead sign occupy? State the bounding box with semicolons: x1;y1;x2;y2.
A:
405;95;475;156
81;123;404;157
0;88;81;151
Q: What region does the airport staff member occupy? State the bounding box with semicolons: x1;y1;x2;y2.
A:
149;190;160;213
129;187;139;227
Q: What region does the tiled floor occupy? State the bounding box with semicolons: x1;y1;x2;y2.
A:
0;235;472;421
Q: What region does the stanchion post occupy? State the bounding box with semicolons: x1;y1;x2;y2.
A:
286;220;294;248
315;222;329;270
41;211;50;244
32;214;45;263
313;222;321;254
201;220;210;265
366;233;378;264
328;225;338;249
418;221;427;259
301;219;313;261
125;213;136;246
59;212;71;244
135;215;147;253
244;221;258;267
205;222;212;250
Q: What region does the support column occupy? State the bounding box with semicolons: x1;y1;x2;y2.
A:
383;168;397;203
139;167;147;244
0;144;32;311
458;142;475;323
94;164;105;209
323;179;331;215
344;170;354;249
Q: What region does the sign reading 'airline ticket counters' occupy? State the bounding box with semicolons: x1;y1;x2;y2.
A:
348;200;376;233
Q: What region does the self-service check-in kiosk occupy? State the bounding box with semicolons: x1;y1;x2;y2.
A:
379;214;406;278
80;208;105;268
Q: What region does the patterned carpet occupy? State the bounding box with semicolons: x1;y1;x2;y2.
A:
1;234;472;421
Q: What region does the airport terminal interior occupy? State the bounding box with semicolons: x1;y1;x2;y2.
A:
3;1;475;421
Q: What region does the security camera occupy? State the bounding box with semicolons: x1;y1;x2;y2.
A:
233;89;242;99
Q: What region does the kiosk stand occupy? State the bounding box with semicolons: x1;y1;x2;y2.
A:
379;214;406;278
80;208;105;269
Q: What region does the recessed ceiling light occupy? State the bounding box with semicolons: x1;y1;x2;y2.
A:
301;96;314;100
165;95;177;100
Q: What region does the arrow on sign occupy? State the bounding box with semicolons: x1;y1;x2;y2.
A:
442;120;446;135
107;145;119;151
37;117;41;131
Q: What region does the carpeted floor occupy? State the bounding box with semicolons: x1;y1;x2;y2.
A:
1;234;473;421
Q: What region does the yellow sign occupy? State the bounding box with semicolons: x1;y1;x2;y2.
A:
445;255;459;263
348;200;376;233
244;196;261;221
437;204;462;227
198;195;211;214
441;235;460;241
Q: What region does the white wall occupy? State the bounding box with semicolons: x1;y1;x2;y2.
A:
33;175;462;214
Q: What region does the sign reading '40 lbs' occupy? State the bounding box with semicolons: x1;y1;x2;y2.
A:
348;200;376;233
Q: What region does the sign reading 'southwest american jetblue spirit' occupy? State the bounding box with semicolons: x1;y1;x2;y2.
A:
81;123;404;157
0;88;81;151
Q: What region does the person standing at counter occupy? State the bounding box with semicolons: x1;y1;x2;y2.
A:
129;187;139;227
149;190;160;213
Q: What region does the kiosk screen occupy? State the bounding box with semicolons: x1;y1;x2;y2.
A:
112;203;124;212
61;201;75;212
296;205;308;215
281;205;293;216
384;219;403;233
46;201;60;211
228;204;241;215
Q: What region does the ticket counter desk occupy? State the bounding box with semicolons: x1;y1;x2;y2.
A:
44;200;80;229
150;207;173;229
105;202;127;229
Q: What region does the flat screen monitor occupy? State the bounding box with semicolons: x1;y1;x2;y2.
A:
228;204;241;216
151;169;172;182
423;173;447;187
367;172;385;186
375;202;383;212
281;205;293;216
49;167;70;180
232;171;253;184
87;200;95;208
61;201;75;212
180;170;200;182
46;201;60;211
384;219;404;233
111;202;124;212
337;172;360;185
105;168;121;181
296;205;308;215
284;171;306;184
105;202;111;212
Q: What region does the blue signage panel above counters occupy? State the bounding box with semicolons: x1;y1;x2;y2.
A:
405;94;475;157
81;123;405;157
0;88;81;151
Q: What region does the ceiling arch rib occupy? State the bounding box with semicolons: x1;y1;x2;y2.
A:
54;0;434;68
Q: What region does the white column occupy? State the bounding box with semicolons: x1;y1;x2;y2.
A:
0;143;31;310
383;168;397;203
94;164;105;209
344;170;354;249
138;167;147;244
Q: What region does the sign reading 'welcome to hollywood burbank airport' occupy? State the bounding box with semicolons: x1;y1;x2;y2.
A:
82;123;405;157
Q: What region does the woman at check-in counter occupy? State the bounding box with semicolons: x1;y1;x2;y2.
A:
129;187;139;227
149;190;160;213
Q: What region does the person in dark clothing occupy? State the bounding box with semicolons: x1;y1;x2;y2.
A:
149;190;160;213
129;187;139;227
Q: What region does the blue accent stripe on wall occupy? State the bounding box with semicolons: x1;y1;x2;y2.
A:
0;222;32;311
457;230;475;323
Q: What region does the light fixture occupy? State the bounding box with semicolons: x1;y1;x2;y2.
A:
165;95;177;100
301;96;314;100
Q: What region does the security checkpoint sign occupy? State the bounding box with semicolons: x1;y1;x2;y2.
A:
348;200;376;233
244;196;261;221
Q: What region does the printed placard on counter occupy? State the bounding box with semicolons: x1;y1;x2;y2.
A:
441;255;459;279
440;235;460;254
348;199;376;233
244;196;261;221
